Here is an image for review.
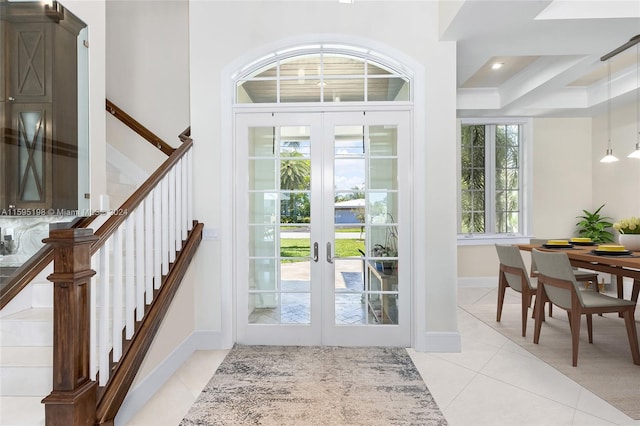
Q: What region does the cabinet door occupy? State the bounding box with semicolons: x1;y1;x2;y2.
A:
0;102;5;210
9;23;52;103
1;19;6;209
4;104;53;210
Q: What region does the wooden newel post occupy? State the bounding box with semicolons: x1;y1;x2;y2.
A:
42;227;99;426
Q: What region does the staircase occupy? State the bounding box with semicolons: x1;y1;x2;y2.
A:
106;144;151;210
0;275;52;425
0;213;111;426
0;102;199;425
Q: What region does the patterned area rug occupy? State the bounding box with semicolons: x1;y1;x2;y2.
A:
181;345;448;425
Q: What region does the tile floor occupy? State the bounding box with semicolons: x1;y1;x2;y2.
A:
248;263;383;325
127;286;640;426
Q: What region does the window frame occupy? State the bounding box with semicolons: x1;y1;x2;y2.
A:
457;118;533;246
232;45;413;105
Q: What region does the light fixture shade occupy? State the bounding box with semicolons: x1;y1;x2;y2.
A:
600;148;619;163
629;143;640;158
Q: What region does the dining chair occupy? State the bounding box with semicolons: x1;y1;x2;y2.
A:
531;249;640;367
529;238;600;290
495;244;546;337
529;238;600;317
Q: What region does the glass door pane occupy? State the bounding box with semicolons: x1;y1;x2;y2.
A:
236;113;323;345
323;111;410;347
333;125;367;324
332;124;399;325
237;111;409;347
248;125;313;325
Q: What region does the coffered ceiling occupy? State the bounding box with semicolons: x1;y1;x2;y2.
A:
442;0;640;117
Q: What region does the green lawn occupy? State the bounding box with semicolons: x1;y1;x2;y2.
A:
280;238;365;260
281;226;362;233
335;227;363;233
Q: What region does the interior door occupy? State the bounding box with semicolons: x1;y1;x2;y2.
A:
322;111;410;346
235;112;323;345
235;111;410;346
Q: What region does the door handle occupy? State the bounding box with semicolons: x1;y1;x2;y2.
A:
313;242;319;262
326;242;333;264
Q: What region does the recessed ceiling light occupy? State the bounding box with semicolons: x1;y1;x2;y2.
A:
491;62;504;70
338;0;354;4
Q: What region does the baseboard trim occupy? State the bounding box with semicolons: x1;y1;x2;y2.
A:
414;331;461;353
115;330;227;426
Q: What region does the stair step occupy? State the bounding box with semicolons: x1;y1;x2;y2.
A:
0;365;52;396
0;308;52;347
0;346;52;367
0;396;45;425
30;282;53;309
0;347;52;396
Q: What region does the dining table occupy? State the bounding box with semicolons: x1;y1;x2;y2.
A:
517;243;640;307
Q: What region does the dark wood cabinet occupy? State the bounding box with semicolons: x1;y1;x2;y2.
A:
1;2;86;212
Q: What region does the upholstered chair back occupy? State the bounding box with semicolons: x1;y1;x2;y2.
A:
531;249;582;309
495;244;534;293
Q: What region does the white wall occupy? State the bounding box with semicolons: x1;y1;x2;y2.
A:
457;117;594;278
132;263;196;386
67;0;638;361
189;1;459;350
103;0;198;404
592;101;640;224
532;117;593;237
457;104;640;279
106;0;191;175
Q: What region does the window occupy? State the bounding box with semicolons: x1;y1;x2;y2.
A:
458;120;531;241
234;45;411;104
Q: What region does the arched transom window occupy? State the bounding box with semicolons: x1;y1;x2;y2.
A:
234;45;412;104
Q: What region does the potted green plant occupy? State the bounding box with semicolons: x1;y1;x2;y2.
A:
613;216;640;251
371;214;398;270
575;204;615;243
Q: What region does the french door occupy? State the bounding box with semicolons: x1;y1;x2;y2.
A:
235;110;410;346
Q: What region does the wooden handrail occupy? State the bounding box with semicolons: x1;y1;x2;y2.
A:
0;123;188;310
178;126;191;144
2;109;198;423
0;214;98;310
86;134;195;423
91;138;192;255
105;99;176;156
95;221;203;424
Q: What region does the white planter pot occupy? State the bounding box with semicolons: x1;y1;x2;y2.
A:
619;234;640;251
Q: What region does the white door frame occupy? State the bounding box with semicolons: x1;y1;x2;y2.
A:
233;108;412;346
217;36;431;351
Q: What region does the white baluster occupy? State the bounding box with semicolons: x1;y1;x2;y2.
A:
112;227;123;362
175;160;182;252
125;216;135;336
145;195;153;303
169;167;176;263
98;240;111;386
162;175;169;275
181;156;188;240
153;185;162;289
90;254;98;380
135;206;145;318
187;148;193;231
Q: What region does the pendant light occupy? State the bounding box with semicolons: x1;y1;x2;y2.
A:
600;60;619;163
600;35;640;161
628;44;640;159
